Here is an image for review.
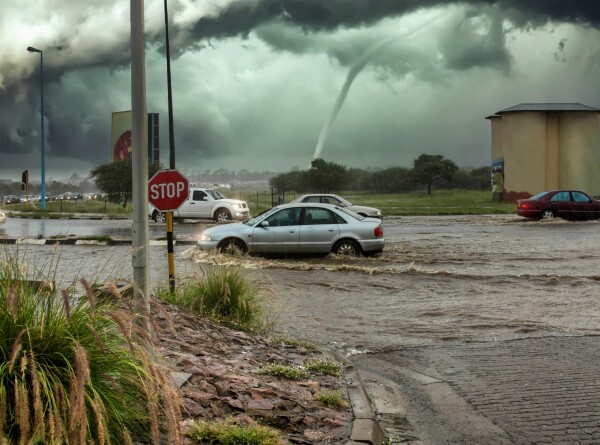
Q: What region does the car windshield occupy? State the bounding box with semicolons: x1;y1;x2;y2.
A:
206;190;226;200
244;207;278;226
530;191;550;200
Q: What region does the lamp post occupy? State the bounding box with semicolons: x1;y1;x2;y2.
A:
27;46;46;210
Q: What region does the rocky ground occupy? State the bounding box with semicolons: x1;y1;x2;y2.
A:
150;299;353;444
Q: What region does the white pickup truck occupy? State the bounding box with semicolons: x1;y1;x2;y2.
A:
149;188;250;223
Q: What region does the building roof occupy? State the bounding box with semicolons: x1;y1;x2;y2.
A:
496;103;600;114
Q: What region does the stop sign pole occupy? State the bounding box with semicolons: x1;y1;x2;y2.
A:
148;169;189;292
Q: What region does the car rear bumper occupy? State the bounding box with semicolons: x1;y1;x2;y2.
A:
358;238;385;252
517;209;541;218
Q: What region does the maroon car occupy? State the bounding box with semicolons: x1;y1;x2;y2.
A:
517;190;600;220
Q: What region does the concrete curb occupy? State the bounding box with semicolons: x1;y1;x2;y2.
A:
327;349;386;445
0;238;198;246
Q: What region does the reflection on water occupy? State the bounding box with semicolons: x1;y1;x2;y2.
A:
1;218;207;240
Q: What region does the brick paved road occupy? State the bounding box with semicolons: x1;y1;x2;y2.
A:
354;336;600;444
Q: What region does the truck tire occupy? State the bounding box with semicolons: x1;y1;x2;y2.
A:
214;208;232;223
153;210;166;223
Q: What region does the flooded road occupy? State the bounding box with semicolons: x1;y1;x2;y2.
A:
184;214;600;352
0;217;208;240
3;214;599;351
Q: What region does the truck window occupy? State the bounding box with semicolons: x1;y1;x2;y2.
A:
192;190;207;201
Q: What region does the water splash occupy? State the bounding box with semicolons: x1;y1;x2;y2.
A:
312;13;445;160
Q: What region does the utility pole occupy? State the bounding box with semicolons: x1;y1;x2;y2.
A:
164;0;177;293
131;0;150;329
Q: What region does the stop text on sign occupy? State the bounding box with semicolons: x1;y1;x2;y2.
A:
149;182;185;200
147;169;189;211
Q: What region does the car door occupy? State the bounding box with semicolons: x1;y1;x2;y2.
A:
298;207;340;253
178;190;211;218
251;208;300;253
571;191;593;220
550;191;573;219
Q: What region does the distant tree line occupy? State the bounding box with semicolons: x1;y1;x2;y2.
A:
270;155;491;195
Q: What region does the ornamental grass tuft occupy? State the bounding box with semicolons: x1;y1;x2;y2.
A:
0;248;182;444
156;266;274;333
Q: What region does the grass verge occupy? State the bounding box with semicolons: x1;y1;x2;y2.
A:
0;248;182;444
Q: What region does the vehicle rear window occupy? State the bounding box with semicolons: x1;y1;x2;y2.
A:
337;207;365;221
530;192;550;200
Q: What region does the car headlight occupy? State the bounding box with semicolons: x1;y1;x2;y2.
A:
199;235;212;241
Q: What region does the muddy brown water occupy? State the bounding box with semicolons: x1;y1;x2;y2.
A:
4;215;599;354
185;215;600;354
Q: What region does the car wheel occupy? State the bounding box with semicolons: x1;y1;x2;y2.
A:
153;211;166;223
333;239;361;256
214;208;232;223
541;209;555;220
217;238;247;255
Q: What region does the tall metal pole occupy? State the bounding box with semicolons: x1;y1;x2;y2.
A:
131;0;150;329
164;0;177;293
40;51;46;210
26;46;46;210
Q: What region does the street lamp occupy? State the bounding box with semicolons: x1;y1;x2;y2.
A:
27;46;46;210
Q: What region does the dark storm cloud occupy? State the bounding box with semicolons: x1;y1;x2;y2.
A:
1;0;599;173
186;0;600;42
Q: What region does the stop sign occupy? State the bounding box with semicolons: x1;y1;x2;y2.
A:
148;169;189;211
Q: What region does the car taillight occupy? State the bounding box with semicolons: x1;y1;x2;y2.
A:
374;225;383;237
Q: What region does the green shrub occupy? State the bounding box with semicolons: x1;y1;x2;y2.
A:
270;336;317;350
314;391;348;410
0;249;181;444
257;364;308;380
156;267;271;333
187;417;287;445
303;358;341;377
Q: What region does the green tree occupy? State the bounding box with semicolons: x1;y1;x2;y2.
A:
412;154;458;195
307;158;349;193
89;159;161;207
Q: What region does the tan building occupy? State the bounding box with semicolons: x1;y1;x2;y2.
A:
486;103;600;201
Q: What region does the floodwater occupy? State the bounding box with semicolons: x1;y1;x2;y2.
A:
4;214;600;355
0;218;207;241
185;215;600;353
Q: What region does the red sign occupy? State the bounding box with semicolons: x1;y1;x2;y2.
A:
148;169;189;211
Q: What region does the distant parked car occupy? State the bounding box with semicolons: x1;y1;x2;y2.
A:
289;194;382;218
197;203;384;256
3;195;20;205
517;190;600;220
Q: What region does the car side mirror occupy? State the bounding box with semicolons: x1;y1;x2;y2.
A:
260;221;269;228
202;196;208;201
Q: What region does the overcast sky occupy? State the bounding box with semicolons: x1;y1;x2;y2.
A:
1;0;599;181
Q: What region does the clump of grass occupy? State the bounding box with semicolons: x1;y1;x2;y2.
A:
303;358;342;377
187;417;286;445
271;335;317;350
258;363;308;380
155;267;272;333
314;391;348;410
0;248;182;444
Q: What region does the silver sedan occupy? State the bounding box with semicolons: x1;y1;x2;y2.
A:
289;194;382;218
197;203;384;256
